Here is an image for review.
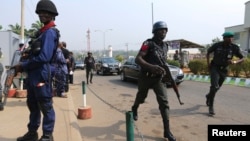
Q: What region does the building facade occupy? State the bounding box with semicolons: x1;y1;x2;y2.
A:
225;1;250;53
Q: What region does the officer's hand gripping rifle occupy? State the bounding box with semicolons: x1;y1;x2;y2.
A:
155;50;184;105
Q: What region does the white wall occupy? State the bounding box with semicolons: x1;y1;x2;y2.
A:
244;1;250;28
0;31;20;68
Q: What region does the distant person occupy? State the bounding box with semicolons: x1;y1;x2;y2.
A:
84;52;95;84
61;41;70;92
0;62;3;110
52;42;68;98
205;31;244;116
13;0;60;140
131;21;176;141
173;50;180;61
68;51;75;84
0;48;2;58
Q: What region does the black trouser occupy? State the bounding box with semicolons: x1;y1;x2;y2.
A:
69;74;73;84
133;73;170;121
207;65;228;107
86;68;94;83
65;74;69;92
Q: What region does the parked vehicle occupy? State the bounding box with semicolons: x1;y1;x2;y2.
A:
95;57;121;75
74;61;85;70
120;57;184;85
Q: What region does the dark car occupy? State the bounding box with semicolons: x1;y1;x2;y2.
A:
120;57;184;85
74;61;85;70
95;57;121;75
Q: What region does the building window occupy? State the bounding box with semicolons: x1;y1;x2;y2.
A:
234;32;240;40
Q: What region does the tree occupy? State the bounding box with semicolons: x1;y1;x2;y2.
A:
199;37;221;55
115;55;124;62
7;21;43;37
0;25;2;30
8;23;22;35
28;21;43;37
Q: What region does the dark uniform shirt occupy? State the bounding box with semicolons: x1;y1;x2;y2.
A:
139;39;168;73
208;42;244;67
61;47;71;71
84;57;95;69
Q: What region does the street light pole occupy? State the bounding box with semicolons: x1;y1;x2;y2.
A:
125;43;128;59
151;2;154;26
95;29;112;57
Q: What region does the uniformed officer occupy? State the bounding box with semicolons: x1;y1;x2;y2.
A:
13;0;59;141
84;52;95;84
0;62;3;111
206;31;244;116
131;21;176;141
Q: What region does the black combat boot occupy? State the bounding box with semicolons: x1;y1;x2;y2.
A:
0;103;4;111
163;120;176;141
208;93;216;115
90;74;93;83
209;106;215;115
205;94;210;106
39;134;54;141
17;131;38;141
131;105;138;121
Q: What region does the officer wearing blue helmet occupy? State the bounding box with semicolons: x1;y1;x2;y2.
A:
131;21;176;141
13;0;59;141
205;31;244;116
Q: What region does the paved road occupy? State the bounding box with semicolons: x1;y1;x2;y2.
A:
71;70;250;141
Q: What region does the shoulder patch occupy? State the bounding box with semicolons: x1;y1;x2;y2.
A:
140;41;149;51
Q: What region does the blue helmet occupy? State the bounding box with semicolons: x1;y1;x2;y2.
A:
152;21;168;33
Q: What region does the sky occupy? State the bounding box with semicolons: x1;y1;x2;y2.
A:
0;0;248;52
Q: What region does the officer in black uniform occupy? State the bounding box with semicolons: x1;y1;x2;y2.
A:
206;31;244;116
131;21;176;141
84;52;95;84
0;62;3;111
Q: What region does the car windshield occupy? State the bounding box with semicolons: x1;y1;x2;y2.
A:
102;58;117;63
75;61;83;64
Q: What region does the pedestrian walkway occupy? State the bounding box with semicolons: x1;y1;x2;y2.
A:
0;92;82;141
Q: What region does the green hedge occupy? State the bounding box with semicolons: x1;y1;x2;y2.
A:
167;60;180;67
188;58;250;78
188;59;208;75
229;58;250;77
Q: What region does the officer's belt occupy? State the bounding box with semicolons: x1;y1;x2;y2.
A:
212;64;228;70
141;72;161;78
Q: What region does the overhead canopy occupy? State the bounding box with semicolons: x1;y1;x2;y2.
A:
166;39;204;49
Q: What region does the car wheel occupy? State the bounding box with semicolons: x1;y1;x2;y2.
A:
120;71;127;81
100;68;105;76
117;71;121;75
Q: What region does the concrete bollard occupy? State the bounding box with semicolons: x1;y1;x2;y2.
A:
78;81;92;120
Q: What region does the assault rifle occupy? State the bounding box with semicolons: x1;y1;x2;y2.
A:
0;41;29;111
155;50;184;105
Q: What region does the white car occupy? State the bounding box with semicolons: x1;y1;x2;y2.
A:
74;61;85;70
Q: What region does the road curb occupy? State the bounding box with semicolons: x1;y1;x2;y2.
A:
67;93;83;141
184;73;250;88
